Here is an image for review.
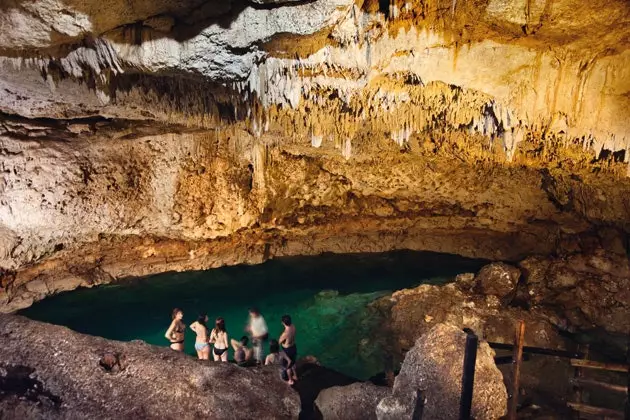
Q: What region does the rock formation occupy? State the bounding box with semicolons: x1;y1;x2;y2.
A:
0;1;628;333
0;314;300;419
315;382;391;420
376;323;508;420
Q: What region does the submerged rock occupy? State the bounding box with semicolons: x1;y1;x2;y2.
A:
0;314;299;419
376;323;507;420
315;382;390;420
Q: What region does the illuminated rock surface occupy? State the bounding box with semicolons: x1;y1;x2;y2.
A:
0;314;300;419
0;0;629;330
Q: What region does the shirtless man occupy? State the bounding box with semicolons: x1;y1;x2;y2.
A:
279;314;298;383
190;314;210;360
164;308;185;351
247;307;268;365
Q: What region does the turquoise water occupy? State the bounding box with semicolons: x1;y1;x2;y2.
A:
20;251;486;379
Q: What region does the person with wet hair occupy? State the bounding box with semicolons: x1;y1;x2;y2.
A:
190;313;210;360
279;314;298;383
247;307;268;365
209;317;229;362
164;308;185;352
231;335;253;366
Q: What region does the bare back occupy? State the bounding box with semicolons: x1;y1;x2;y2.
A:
191;321;208;343
280;324;295;348
211;329;228;349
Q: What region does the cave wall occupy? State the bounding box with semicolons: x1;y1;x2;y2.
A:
0;0;629;311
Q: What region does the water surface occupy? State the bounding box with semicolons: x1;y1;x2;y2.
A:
21;251;486;379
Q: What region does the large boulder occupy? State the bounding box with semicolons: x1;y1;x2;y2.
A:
475;262;521;301
383;282;567;356
0;314;300;419
519;248;630;334
376;323;507;420
315;382;391;420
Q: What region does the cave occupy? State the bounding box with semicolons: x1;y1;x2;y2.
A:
1;0;629;418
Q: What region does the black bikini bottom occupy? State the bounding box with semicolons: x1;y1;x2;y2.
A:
214;347;227;356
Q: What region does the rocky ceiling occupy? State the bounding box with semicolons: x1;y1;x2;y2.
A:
1;0;629;311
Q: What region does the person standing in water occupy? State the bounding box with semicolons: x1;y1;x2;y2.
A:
247;307;268;365
279;314;298;383
209;317;229;362
164;308;185;352
190;313;210;360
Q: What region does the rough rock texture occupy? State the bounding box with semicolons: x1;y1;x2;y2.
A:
475;262;521;301
314;382;390;420
376;323;507;420
0;0;629;328
380;267;570;356
0;314;300;419
519;248;630;334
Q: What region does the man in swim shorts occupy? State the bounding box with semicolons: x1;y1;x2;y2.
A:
279;314;298;383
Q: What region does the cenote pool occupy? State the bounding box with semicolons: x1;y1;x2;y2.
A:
20;251;487;379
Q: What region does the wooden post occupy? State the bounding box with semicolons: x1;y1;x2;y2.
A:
625;334;629;420
459;331;478;420
572;344;589;420
508;320;526;420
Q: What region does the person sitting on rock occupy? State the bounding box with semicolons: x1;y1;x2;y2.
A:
265;339;282;365
265;339;294;385
279;314;298;383
209;317;229;362
190;313;210;360
164;308;185;352
231;336;253;366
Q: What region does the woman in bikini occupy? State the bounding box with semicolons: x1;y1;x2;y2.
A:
190;313;210;360
164;308;185;352
209;317;229;362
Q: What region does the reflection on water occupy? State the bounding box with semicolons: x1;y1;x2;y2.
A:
20;251;487;379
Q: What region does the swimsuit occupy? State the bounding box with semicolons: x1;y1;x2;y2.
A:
283;344;297;367
213;347;227;356
195;342;209;351
170;322;185;345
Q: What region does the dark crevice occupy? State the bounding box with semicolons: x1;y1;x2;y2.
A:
0;364;62;409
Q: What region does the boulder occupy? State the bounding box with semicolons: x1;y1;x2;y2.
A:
315;382;391;420
475;262;521;301
0;314;300;419
384;283;567;355
519;249;630;334
376;323;507;420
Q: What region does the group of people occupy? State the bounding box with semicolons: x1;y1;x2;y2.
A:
164;307;298;384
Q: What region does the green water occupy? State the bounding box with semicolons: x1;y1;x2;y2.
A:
20;251;486;379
